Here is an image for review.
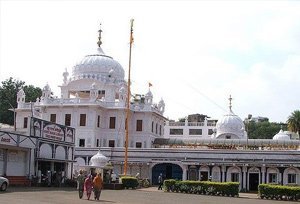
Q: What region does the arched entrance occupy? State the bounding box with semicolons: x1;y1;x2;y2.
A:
152;163;182;184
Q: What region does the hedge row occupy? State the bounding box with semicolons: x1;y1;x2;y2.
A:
258;184;300;201
164;180;239;197
120;176;139;189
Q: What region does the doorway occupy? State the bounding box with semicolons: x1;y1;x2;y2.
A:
249;173;259;191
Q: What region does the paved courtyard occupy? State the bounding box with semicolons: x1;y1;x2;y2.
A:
0;187;297;204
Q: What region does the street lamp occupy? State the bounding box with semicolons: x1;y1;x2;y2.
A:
245;114;252;149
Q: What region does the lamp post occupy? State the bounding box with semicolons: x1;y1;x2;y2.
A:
246;114;252;149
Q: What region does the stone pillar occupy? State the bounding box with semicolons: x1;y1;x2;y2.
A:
182;165;188;181
221;165;226;182
261;166;266;184
242;166;247;190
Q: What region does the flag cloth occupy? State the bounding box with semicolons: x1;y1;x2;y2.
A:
148;82;153;87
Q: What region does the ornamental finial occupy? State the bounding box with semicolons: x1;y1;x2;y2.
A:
97;23;102;47
229;95;233;112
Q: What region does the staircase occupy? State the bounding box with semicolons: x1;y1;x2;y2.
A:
6;176;31;186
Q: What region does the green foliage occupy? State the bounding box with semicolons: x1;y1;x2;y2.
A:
121;176;139;189
287;110;300;134
0;77;42;125
247;121;286;139
258;184;300;201
163;179;239;197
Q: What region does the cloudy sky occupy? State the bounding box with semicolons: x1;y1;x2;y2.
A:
1;0;300;122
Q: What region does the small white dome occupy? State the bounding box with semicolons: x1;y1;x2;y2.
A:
145;90;153;98
273;129;290;140
90;150;109;168
43;84;51;91
215;110;246;139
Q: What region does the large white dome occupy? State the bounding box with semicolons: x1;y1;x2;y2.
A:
71;47;125;83
215;110;246;139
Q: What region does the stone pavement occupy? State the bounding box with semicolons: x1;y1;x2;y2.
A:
0;186;294;204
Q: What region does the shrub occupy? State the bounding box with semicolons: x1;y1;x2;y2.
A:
163;179;239;197
258;184;300;201
121;176;139;189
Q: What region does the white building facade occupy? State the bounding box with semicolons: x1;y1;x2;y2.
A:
3;26;300;191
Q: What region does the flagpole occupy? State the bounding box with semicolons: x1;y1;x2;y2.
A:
124;19;134;175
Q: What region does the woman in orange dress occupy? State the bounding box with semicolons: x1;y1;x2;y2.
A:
93;173;103;200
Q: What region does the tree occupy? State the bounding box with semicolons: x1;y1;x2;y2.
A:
287;110;300;135
247;121;285;139
0;77;42;125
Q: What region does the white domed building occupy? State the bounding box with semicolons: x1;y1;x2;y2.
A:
1;25;299;191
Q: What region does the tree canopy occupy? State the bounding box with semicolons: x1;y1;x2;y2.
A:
247;121;286;139
0;77;42;125
287;110;300;134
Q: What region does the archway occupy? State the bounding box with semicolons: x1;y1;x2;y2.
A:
152;163;182;185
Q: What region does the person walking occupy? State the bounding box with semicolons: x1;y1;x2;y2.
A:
158;173;163;190
77;170;85;199
93;173;103;200
84;174;93;200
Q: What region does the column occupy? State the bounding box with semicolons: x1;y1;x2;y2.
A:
221;165;226;182
261;166;266;184
182;165;188;181
242;166;247;190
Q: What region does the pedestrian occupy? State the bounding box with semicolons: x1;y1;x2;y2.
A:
84;174;93;200
111;171;117;183
77;170;85;199
93;173;103;200
158;173;163;190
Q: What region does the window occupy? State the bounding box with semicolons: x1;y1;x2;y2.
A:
79;139;85;147
50;114;56;123
170;129;183;135
109;140;115;147
65;114;71;126
288;174;296;184
159;125;162;135
80;114;86;126
268;173;277;183
136;142;142;148
151;122;154;133
109;117;116;129
208;129;214;135
156;123;158;134
96;139;99;147
23;117;28;128
231;173;239;182
189;129;202;135
97;115;100;127
226;135;231;139
136;120;143;131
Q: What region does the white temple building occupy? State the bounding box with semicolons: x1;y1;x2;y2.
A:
0;25;299;191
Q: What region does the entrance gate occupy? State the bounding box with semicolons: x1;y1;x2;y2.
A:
152;163;182;184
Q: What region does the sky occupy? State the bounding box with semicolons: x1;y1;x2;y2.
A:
1;0;300;123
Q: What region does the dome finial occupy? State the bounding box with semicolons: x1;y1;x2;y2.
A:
97;23;103;47
229;95;233;112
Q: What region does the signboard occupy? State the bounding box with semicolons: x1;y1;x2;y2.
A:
43;124;64;141
30;117;75;144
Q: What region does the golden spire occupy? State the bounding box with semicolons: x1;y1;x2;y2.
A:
229;95;233;112
97;23;103;47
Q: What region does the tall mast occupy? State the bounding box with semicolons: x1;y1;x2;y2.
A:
124;19;134;175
